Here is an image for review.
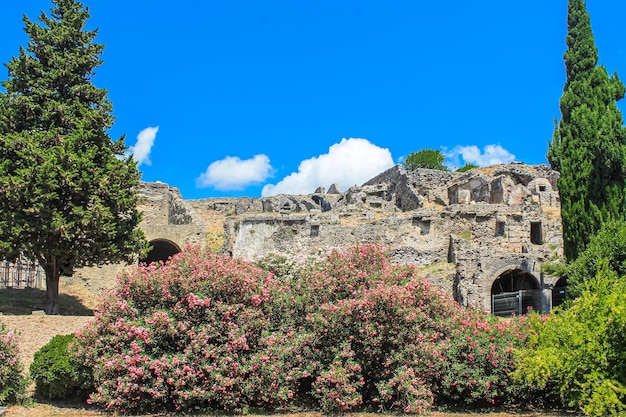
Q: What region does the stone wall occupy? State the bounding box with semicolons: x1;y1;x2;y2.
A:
69;182;205;292
73;163;564;314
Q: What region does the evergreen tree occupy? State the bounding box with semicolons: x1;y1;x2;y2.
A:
547;0;626;261
0;0;146;314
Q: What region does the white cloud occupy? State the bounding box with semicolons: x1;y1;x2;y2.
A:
196;154;274;191
128;126;159;166
262;138;394;197
444;144;515;169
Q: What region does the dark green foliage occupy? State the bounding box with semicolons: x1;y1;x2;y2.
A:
456;163;479;173
0;0;147;314
514;265;626;417
30;333;93;400
544;219;626;299
547;0;626;261
403;149;448;171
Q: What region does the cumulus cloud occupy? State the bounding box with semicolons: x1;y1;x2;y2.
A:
196;154;274;191
128;126;159;166
444;144;515;169
262;138;394;197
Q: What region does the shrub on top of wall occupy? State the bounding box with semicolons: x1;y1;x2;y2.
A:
0;323;27;405
73;244;530;414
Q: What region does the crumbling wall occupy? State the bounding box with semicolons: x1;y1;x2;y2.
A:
70;182;205;292
213;163;563;312
71;163;564;314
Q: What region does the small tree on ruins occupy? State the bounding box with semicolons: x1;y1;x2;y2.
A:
0;0;146;314
403;149;448;171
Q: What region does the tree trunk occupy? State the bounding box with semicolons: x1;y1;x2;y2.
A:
44;262;60;315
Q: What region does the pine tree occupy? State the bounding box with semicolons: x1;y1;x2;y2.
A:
547;0;626;261
0;0;146;314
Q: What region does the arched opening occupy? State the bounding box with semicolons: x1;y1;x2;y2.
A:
552;276;568;308
491;269;541;316
139;239;181;265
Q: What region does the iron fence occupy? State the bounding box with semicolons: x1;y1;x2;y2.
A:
0;260;45;289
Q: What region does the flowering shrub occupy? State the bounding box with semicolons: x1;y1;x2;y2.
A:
438;309;529;407
260;244;529;412
74;244;530;414
0;323;27;405
74;246;295;414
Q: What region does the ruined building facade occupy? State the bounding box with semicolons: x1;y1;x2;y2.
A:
73;163;565;316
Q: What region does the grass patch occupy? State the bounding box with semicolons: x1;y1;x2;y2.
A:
417;260;457;278
457;230;472;240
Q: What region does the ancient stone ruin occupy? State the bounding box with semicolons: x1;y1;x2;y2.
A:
73;163;565;316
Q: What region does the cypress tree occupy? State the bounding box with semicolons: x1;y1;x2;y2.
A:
547;0;626;261
0;0;146;314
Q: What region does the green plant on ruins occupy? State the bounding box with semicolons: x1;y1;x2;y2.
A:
456;163;479;173
403;149;448;171
0;0;147;314
547;0;626;262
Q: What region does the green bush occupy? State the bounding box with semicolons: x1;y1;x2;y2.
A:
30;333;93;400
567;219;626;298
513;262;626;416
456;163;479;172
543;219;626;299
403;149;448;171
0;323;27;405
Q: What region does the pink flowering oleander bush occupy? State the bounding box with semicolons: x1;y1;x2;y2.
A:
438;309;531;407
261;244;530;413
0;323;27;405
74;245;296;414
74;243;530;414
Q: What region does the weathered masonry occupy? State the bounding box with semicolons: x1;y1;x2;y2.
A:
73;163;564;316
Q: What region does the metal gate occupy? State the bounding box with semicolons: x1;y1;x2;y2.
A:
492;289;543;317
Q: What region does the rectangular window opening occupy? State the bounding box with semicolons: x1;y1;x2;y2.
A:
530;222;543;245
412;217;431;234
496;221;506;237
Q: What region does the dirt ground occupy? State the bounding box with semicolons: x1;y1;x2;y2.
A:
0;284;98;367
0;285;576;417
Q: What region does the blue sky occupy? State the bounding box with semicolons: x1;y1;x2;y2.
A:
2;1;626;199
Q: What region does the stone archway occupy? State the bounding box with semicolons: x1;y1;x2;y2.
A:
551;276;567;308
139;239;181;265
491;269;542;316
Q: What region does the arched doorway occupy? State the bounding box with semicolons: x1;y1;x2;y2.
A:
552;276;568;308
139;239;181;265
491;269;542;316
